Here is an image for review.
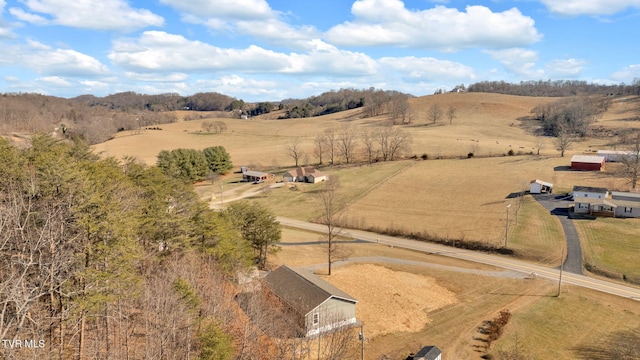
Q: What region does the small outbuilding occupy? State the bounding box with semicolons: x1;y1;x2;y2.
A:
263;265;357;337
571;155;605;171
242;170;274;182
407;346;442;360
597;150;636;162
529;179;553;194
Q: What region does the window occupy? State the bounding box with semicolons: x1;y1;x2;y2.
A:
625;207;633;214
313;313;319;325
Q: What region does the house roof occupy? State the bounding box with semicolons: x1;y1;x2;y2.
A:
530;179;553;187
413;345;441;360
243;170;269;177
571;155;605;164
263;265;357;316
284;167;325;178
611;191;640;201
573;185;608;194
574;197;617;207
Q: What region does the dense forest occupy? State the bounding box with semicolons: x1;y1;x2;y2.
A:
467;79;640;97
0;134;334;359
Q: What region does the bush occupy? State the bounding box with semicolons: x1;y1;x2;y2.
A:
508;149;515;156
467;152;474;158
421;153;428;160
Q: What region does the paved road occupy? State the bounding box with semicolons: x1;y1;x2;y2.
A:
277;217;640;302
533;193;583;274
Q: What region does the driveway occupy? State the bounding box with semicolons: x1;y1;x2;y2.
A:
533;193;584;275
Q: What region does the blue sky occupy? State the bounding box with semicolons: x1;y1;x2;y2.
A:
0;0;639;101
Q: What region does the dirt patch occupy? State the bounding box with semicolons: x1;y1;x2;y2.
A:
320;263;458;338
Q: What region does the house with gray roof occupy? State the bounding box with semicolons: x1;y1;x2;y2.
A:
408;345;442;360
572;186;640;218
263;265;357;337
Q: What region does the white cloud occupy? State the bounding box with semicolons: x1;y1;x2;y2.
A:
160;0;318;47
485;48;543;77
10;0;164;31
159;0;274;22
545;59;586;77
109;31;377;77
324;1;542;51
0;40;109;76
379;56;476;82
124;72;189;82
37;76;72;87
0;0;16;38
540;0;640;16
610;64;640;81
109;31;291;73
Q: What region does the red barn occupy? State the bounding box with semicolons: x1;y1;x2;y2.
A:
571;155;605;171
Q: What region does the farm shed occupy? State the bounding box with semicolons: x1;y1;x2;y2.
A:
529;179;553;194
283;167;327;183
409;346;442;360
263;265;358;337
597;150;636;162
570;155;605;171
242;170;274;182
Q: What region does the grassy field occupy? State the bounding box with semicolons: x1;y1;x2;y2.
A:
91;92;640;359
275;228;640;359
575;217;640;283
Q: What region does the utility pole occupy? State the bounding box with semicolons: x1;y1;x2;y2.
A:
359;324;364;360
220;183;224;206
504;204;511;247
557;247;565;297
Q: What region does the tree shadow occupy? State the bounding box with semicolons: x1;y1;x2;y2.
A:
573;326;640;359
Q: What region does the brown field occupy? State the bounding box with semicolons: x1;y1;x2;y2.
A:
275;227;640;359
93;92;640;359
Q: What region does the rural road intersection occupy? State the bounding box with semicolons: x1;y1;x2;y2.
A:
276;217;640;302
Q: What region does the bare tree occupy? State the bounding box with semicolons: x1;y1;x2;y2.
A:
554;122;574;157
360;128;378;164
389;93;411;125
324;128;337;165
318;176;343;276
427;104;444;124
201;121;214;133
314;134;327;165
534;135;545;156
376;127;412;161
336;125;358;164
285;138;304;167
620;133;640;189
446;105;457;125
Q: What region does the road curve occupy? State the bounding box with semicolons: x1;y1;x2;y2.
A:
277;217;640;302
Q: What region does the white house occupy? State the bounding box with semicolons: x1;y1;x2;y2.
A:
572;186;610;214
611;191;640;218
530;179;553;194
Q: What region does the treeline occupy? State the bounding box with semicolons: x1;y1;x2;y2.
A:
530;95;612;136
279;88;411;119
0;135;288;359
468;79;640;97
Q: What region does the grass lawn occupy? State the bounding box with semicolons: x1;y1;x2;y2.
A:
508;196;565;264
495;286;640;359
246;161;411;221
574;217;640;283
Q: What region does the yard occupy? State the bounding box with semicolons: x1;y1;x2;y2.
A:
575;217;640;283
